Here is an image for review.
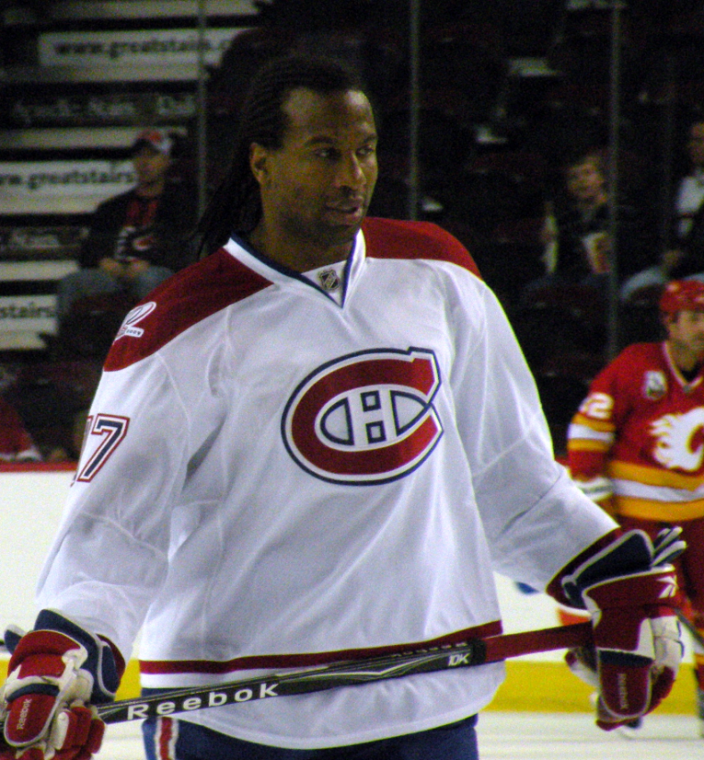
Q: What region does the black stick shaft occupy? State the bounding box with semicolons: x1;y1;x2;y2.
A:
677;610;704;649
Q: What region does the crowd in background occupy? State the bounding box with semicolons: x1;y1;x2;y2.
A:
2;0;704;460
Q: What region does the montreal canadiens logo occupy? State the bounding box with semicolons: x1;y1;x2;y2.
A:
282;348;443;484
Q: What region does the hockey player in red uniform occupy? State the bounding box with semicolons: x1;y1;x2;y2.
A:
569;278;704;735
0;56;685;760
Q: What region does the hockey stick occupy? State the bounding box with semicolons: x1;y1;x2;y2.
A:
677;610;704;650
86;622;592;725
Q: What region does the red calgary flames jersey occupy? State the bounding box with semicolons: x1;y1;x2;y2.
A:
568;341;704;520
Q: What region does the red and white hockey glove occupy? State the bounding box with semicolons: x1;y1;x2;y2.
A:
0;611;122;760
558;528;685;730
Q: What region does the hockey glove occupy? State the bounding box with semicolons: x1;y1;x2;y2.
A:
0;610;122;760
559;528;685;730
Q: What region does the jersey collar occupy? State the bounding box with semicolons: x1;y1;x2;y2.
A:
663;341;704;392
223;229;367;307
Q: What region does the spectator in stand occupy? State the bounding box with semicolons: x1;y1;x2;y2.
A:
622;117;704;301
56;129;197;328
522;149;657;304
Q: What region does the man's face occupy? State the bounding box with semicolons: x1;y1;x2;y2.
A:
566;158;605;204
667;309;704;359
132;145;171;187
687;123;704;168
251;88;378;266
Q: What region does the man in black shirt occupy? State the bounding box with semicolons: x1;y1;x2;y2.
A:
57;129;196;325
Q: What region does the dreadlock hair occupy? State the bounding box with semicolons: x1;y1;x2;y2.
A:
196;54;368;257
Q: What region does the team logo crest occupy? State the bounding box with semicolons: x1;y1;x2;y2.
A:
282;348;443;484
643;370;667;401
651;407;704;471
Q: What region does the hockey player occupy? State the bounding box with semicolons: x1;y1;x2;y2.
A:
568;277;704;735
0;55;685;760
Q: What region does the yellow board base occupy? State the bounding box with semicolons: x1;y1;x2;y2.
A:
488;661;696;714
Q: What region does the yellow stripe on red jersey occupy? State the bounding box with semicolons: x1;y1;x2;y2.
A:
568;341;704;521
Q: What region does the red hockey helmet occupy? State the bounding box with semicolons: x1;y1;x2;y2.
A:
659;279;704;315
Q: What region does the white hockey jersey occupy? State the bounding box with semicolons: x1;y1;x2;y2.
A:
35;218;615;749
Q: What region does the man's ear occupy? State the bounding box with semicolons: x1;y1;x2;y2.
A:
250;143;269;185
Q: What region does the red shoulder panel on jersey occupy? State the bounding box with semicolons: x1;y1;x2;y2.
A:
361;217;482;278
104;248;272;372
592;342;664;388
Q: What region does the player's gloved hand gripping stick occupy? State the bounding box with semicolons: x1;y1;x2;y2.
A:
0;610;122;760
557;527;685;730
